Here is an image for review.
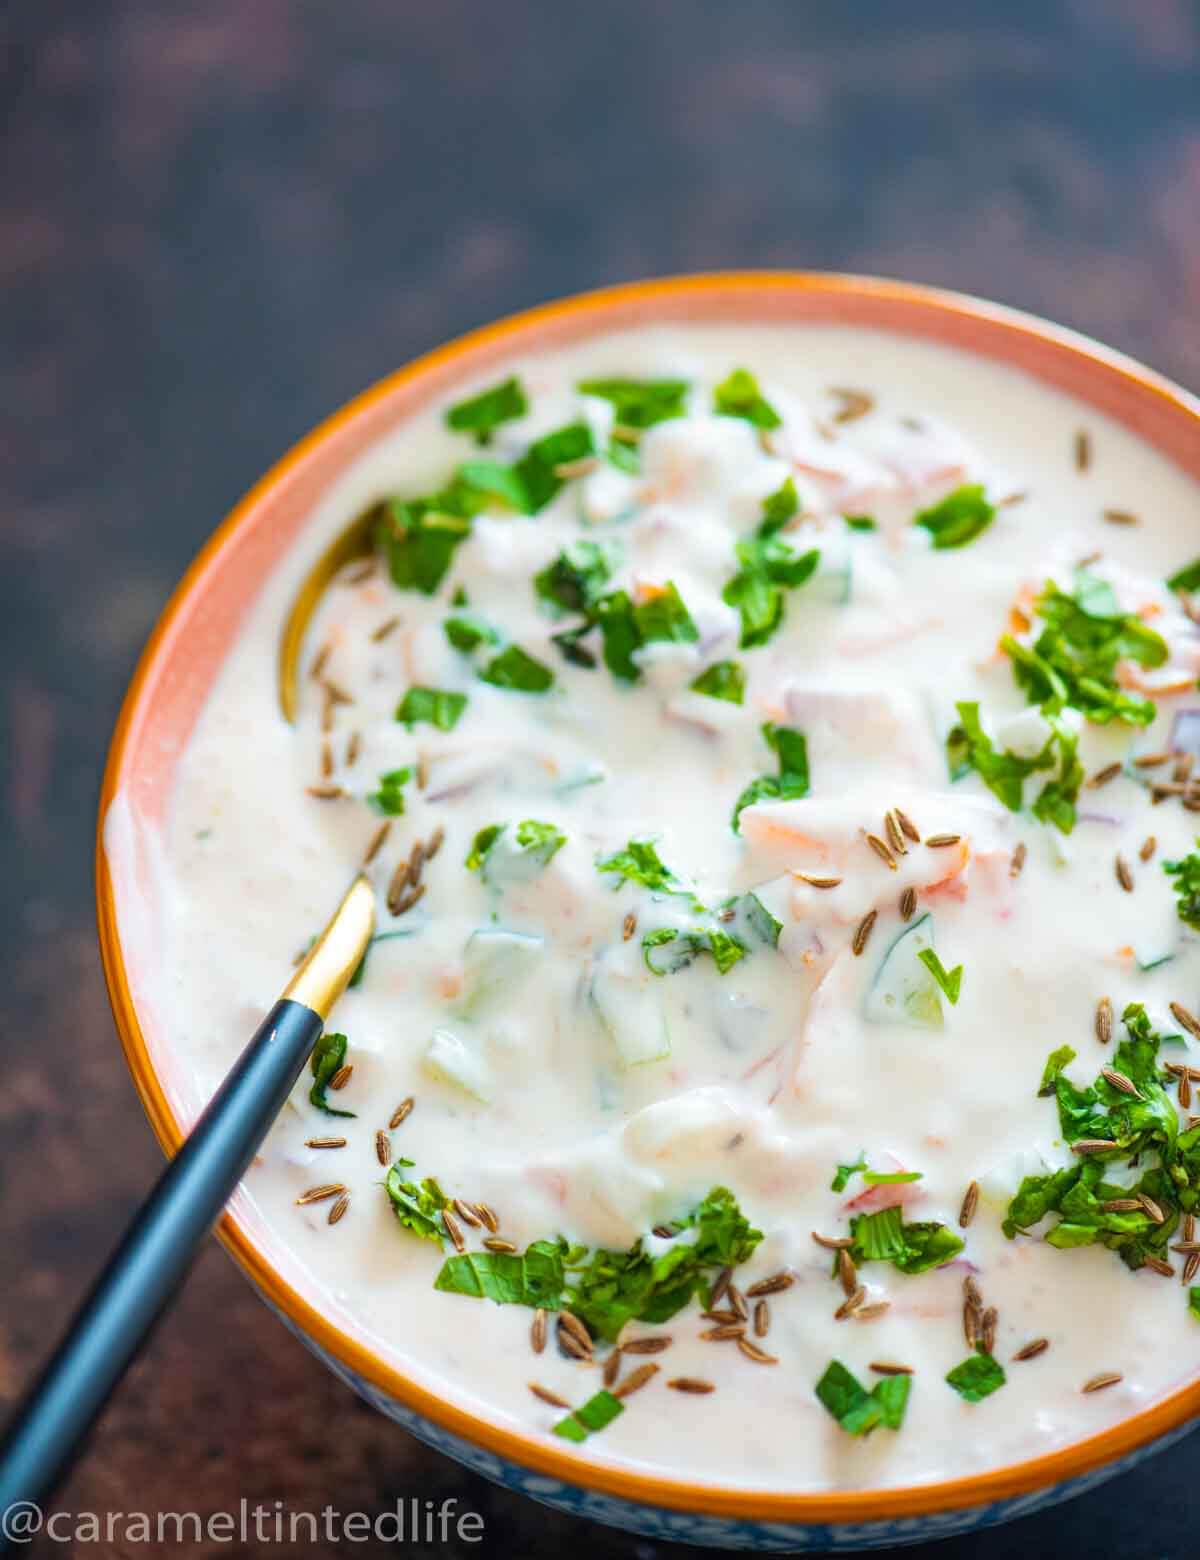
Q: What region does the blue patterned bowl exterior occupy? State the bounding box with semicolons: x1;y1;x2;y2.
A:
273;1306;1197;1551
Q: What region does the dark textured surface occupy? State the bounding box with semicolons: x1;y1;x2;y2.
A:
4;2;1200;1555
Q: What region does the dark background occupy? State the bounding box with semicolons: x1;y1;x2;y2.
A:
4;2;1200;1556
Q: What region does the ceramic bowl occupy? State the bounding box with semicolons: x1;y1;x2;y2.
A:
97;273;1200;1551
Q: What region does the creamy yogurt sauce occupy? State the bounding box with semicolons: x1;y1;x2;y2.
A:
123;323;1200;1490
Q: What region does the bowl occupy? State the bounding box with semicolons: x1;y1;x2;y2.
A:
97;272;1200;1551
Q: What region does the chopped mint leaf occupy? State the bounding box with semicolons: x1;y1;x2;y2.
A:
593;589;641;681
459;422;596;515
713;367;781;430
947;701;1081;832
445;376;527;445
946;1352;1006;1403
367;766;413;816
375;497;473;594
1038;1044;1077;1097
468;819;567;878
760;476;799;535
642;925;746;978
534;540;620;616
480;645;555;693
451;585;469;606
383;1163;449;1245
848;1205;963;1274
434;1238;568;1307
815;1359;911;1435
1001;569;1167;728
915;485;995;549
1190;1287;1200;1322
1167;558;1200;594
845;514;877;531
831;1156;867;1193
740;891;782;948
553;1388;624;1442
395;686;467;731
690;660;745;704
577;377;689;429
723;526;820;649
633;581;699;645
310;1031;355;1118
444;612;500;653
596;839;683;895
1164;841;1200;929
863;1169;924;1186
732;723;810;831
465;823;505;872
917;948;963;1005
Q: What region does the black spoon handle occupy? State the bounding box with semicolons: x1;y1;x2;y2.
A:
0;997;322;1522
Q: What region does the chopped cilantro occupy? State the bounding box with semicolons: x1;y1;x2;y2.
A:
722;532;820;649
534;540;620;616
760;476;799;535
367;766;413;816
553;1389;625;1443
847;1205;963;1274
690;660;745;704
459;421;596;515
642;924;746;978
480;644;555;693
596;839;683;895
914;485;995;549
395;686;467;731
945;1352;1006;1403
543;575;699;682
916;948;963;1005
732;723;810;831
577;377;689;430
1038;1044;1077;1097
444;612;500;653
375;496;474;594
1164;841;1200;929
309;1031;355;1119
445;376;527;445
383;1162;449;1245
634;582;699;646
947;701;1081;833
713;368;781;430
815;1360;911;1435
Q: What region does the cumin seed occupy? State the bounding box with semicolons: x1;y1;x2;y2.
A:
320;686;335;733
964;1274;982;1305
363;820;392;864
1169;1241;1200;1254
622;911;637;941
1013;1338;1049;1362
530;1383;571;1409
483;1236;517;1254
894;807;921;843
852;909;878;957
375;1129;391;1166
474;1202;499;1233
997;491;1029;508
452;1198;481;1230
1133;751;1172;768
1074;429;1091;471
925;832;961;848
310;644;332;681
391;882;427;918
796;871;843;889
1010;841;1027;878
981;1306;997;1356
557;1330;591;1363
371;615;400;642
1115;854;1134;892
603;1349;622;1387
320;740;333;780
345;560;377;585
322;679;354;706
612;1363;660;1399
1170;1001;1200;1041
709;1266;734;1307
885;809;908;857
1176;753;1196;782
666;1377;714;1394
834;1286;865;1320
959;1180;980;1228
530;1309;548;1355
837;1248;858;1297
726;1284;748;1322
701;1309;740;1324
1082;1372;1123;1394
1072;1138;1118;1156
700;1324;745;1342
1144;1256;1175;1277
1101;1198;1141;1212
1102;1067;1141;1100
328;1064;353;1091
1086;762;1122;789
1096;996;1113;1046
854;1301;891;1321
830;387;874;424
865;832;898;870
424;825;445;862
753;1300;770;1337
296;1179;349;1204
1139;835;1157;862
1184;1252;1200;1284
745;1272;794;1297
899;885;917;920
327;1192;350;1225
869;1361;914;1375
388;1096;414;1130
622;1336;672;1355
736;1337;778;1364
552;455;600;479
306;784;345;800
1103;508;1138;527
1186;1214;1196;1242
811;1232;854;1250
306;1137;347;1149
345;730;361;767
442;1210;466;1253
963;1300;981;1350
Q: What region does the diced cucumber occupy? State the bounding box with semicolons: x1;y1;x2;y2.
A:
590;969;671;1068
423;1027;492;1102
459;929;544;1016
863;913;944;1029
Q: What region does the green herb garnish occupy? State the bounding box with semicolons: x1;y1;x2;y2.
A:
480;644;555;693
946;1352;1006;1402
596;839;684;896
690;660;745;704
914;484;995;549
815;1360;911;1435
713;368;781;430
367;766;414;816
760;476;799;535
722;529;820;649
445;376;528;445
534;540;620;616
465;819;566;876
310;1031;355;1118
946;701;1082;834
1167;558;1200;594
376;496;474;595
444;613;500;652
847;1205;963;1274
1164;841;1200;929
395;686;468;731
1190;1287;1200;1322
577;377;689;430
641;924;746;978
845;514;877;531
383;1160;449;1245
460;421;595;515
831;1156;868;1193
553;1388;625;1443
832;1158;923;1192
1038;1044;1077;1097
917;948;963;1005
732;723;810;831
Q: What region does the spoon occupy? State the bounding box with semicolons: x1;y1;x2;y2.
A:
0;874;375;1519
277;504;378;723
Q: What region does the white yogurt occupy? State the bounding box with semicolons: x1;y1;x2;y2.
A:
114;324;1200;1490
